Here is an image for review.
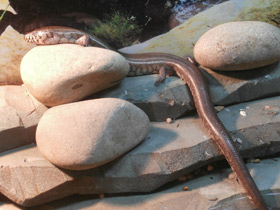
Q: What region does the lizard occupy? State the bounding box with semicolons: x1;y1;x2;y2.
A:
24;26;268;210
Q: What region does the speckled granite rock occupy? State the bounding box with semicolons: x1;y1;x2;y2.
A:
36;98;150;170
0;96;279;206
21;45;129;107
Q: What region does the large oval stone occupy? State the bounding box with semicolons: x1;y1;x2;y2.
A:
36;98;150;170
21;45;129;106
193;21;280;70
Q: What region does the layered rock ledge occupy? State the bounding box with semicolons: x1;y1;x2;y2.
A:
91;61;280;121
0;96;279;206
30;157;280;210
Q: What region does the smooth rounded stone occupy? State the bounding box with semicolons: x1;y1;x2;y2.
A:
36;98;150;170
21;45;130;106
194;21;280;70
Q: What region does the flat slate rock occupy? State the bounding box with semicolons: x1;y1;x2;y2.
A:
90;61;280;121
89;75;192;122
0;96;279;206
0;85;47;152
31;157;280;210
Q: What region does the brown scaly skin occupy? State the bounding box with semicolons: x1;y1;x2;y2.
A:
24;26;268;210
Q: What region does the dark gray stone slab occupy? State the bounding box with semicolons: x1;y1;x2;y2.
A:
89;62;280;121
88;75;193;122
0;96;279;206
33;157;280;210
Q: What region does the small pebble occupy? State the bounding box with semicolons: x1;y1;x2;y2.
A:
178;176;187;181
214;106;224;112
228;173;236;179
209;197;218;201
194;169;201;175
240;110;247;117
233;137;242;144
236;138;242;144
263;105;273;110
183;186;189;191
169;100;175;106
166;118;173;124
254;159;260;163
187;174;193;180
247;158;260;163
207;165;214;171
264;74;272;79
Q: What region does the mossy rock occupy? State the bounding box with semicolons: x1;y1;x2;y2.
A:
120;0;280;57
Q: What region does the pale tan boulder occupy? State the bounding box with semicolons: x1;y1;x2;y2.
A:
0;26;35;85
193;21;280;70
36;98;150;170
21;45;129;106
0;85;47;152
0;0;16;14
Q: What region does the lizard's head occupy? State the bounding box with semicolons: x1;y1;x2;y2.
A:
24;29;58;45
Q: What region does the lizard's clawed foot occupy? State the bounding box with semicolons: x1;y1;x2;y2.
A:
154;66;175;86
183;55;199;66
76;35;90;46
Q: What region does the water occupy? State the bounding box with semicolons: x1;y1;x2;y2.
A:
169;0;228;28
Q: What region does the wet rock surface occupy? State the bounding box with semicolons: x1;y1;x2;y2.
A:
0;96;279;206
168;0;228;29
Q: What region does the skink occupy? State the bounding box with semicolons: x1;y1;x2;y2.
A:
25;26;268;210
